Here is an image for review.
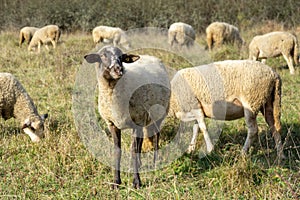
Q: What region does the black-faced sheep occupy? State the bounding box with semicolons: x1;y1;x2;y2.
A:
84;46;170;189
249;31;299;74
28;25;61;53
206;22;244;51
19;26;39;47
0;73;48;142
169;60;284;159
92;26;131;50
168;22;196;48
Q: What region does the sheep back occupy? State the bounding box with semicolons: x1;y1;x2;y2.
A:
168;22;195;46
170;60;278;119
28;25;60;48
206;22;243;49
98;55;170;129
0;73;39;123
19;26;39;46
249;31;298;60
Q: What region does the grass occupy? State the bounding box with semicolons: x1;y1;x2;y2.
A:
0;25;299;199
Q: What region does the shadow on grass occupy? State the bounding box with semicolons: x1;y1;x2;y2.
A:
169;121;300;179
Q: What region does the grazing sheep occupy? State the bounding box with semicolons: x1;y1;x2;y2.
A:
19;26;39;47
169;60;284;159
92;26;131;49
84;46;170;189
206;22;244;51
28;25;61;53
0;73;48;142
168;22;196;48
249;31;299;74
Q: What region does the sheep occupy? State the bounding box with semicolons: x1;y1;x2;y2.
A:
92;26;131;50
249;31;299;74
168;22;196;48
206;21;244;51
28;25;61;53
84;46;171;189
169;60;284;159
0;73;48;142
19;26;39;47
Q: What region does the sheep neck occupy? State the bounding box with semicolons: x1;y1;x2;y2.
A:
13;85;39;124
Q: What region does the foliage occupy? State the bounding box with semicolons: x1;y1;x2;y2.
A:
0;0;299;32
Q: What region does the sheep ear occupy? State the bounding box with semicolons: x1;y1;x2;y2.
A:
41;113;48;120
84;53;102;63
121;54;140;63
22;118;31;129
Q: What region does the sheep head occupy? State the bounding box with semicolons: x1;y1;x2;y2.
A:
22;113;48;142
84;46;140;80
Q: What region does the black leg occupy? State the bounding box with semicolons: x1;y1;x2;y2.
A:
131;127;143;189
110;123;122;189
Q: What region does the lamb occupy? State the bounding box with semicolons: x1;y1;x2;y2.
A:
168;22;196;48
169;60;284;159
84;46;170;189
249;31;299;74
206;21;244;51
28;25;61;53
0;73;48;142
19;26;39;47
92;26;131;49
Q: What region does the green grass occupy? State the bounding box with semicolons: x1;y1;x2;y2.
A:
0;27;299;199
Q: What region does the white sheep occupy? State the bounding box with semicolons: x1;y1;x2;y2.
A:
249;31;299;74
168;22;196;48
28;25;61;53
92;26;131;49
169;60;284;159
206;21;244;51
84;46;170;189
0;73;48;142
19;26;39;47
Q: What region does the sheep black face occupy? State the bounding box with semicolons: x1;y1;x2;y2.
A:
22;114;48;142
84;46;140;81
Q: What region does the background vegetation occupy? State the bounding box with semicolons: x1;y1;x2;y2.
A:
0;0;300;32
0;0;299;199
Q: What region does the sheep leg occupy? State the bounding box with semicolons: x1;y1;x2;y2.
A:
51;39;56;49
110;124;122;189
260;101;285;159
187;109;214;153
37;41;42;53
131;127;143;189
243;109;258;153
282;54;295;74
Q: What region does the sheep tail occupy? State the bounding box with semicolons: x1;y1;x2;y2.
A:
206;30;213;51
273;74;282;133
293;36;299;65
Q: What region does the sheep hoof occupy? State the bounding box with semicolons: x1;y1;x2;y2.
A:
111;180;121;190
206;144;214;153
133;179;142;189
187;144;196;153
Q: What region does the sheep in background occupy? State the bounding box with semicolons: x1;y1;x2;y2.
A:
206;22;244;51
28;25;61;53
84;46;170;189
249;31;299;74
19;26;39;47
0;73;48;142
92;26;131;49
168;22;196;48
169;60;284;159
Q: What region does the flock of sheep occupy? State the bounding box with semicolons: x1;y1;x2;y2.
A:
1;21;299;189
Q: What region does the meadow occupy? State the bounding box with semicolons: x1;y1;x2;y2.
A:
0;22;299;199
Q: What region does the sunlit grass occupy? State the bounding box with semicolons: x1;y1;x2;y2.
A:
0;27;299;199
